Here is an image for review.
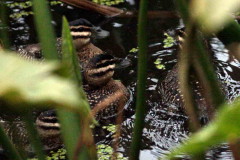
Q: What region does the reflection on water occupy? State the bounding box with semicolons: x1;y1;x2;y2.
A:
2;0;240;159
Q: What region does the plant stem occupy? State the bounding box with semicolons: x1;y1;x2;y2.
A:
129;0;148;159
32;0;58;60
0;125;23;160
0;0;10;49
23;112;46;160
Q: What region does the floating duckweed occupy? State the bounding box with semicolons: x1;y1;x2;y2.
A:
92;0;125;6
97;144;127;160
102;124;117;133
6;1;32;9
50;1;63;5
163;33;175;48
129;47;139;53
47;148;67;160
28;148;67;160
6;1;62;19
10;11;34;19
154;58;166;70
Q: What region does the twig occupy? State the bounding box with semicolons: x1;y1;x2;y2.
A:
59;0;179;19
178;24;201;132
59;0;131;17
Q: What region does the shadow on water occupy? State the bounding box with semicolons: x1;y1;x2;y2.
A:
2;0;240;159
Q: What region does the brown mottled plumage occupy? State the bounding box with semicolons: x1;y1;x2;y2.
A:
84;79;129;120
0;110;62;154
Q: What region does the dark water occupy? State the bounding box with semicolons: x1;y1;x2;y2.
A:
2;0;240;159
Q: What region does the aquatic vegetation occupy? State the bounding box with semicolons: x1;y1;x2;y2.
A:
2;0;240;159
6;1;62;19
163;33;175;48
154;58;165;70
102;124;117;133
92;0;125;6
97;144;127;160
129;47;138;53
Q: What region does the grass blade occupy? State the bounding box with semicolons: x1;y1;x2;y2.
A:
0;125;23;160
31;0;58;60
23;112;46;160
0;0;10;49
130;0;148;159
57;17;95;160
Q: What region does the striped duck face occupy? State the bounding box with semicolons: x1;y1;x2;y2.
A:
176;28;186;48
84;54;116;87
69;19;93;50
36;110;60;138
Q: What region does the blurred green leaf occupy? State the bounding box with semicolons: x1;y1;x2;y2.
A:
191;0;240;33
32;0;58;60
0;50;87;113
57;17;95;160
162;99;240;159
0;125;23;160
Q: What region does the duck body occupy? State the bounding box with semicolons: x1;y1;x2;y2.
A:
0;110;62;155
157;65;210;120
84;79;129;120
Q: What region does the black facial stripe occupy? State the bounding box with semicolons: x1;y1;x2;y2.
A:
96;60;115;68
39;117;58;123
38;125;60;130
70;28;91;32
72;36;91;40
91;54;115;64
90;68;114;77
69;19;93;27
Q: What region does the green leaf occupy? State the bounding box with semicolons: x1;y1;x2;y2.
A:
162;99;240;159
0;50;86;113
57;17;95;160
32;0;58;60
191;0;240;33
0;125;23;160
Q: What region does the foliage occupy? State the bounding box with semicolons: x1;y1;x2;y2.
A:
162;99;240;159
129;0;148;159
191;0;240;33
0;51;86;112
163;0;240;159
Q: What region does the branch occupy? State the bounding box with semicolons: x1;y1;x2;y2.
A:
59;0;179;19
59;0;132;17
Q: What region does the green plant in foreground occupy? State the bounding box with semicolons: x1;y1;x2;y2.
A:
163;0;240;159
